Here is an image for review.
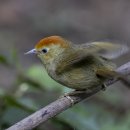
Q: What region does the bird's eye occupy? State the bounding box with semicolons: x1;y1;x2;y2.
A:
42;48;49;54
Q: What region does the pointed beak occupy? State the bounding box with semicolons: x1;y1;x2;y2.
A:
24;49;37;55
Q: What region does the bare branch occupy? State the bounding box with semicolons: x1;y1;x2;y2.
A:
6;62;130;130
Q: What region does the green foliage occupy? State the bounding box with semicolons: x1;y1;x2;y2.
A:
0;54;130;130
0;55;9;66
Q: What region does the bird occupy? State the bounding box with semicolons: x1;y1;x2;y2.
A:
25;36;129;96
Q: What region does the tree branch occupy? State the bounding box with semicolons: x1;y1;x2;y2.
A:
6;62;130;130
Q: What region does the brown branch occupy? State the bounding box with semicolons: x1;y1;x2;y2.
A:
6;62;130;130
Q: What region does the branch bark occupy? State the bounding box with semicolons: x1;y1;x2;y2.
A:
6;61;130;130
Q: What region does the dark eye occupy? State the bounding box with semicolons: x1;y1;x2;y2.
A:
42;48;49;53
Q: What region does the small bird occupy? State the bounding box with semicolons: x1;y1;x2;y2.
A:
26;36;129;96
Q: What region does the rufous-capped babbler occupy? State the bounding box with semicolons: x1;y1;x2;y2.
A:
25;36;130;96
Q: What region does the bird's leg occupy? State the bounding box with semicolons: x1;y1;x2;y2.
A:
101;83;107;91
62;89;87;97
62;88;94;98
60;90;87;106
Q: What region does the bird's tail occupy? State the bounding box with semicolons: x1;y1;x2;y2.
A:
96;69;130;88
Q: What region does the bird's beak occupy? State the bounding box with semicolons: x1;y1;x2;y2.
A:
24;49;37;55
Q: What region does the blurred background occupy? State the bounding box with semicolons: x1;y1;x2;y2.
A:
0;0;130;130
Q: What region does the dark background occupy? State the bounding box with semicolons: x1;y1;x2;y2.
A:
0;0;130;130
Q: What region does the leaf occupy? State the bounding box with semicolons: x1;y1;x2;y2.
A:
3;95;34;113
18;74;45;91
58;104;99;130
2;107;30;125
0;55;9;65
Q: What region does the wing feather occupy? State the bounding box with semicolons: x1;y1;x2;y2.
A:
56;41;129;74
79;41;129;59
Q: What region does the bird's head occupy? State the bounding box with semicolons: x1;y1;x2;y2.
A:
25;36;70;64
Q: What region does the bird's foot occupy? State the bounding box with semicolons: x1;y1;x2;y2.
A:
101;83;107;91
63;90;87;97
60;90;87;106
